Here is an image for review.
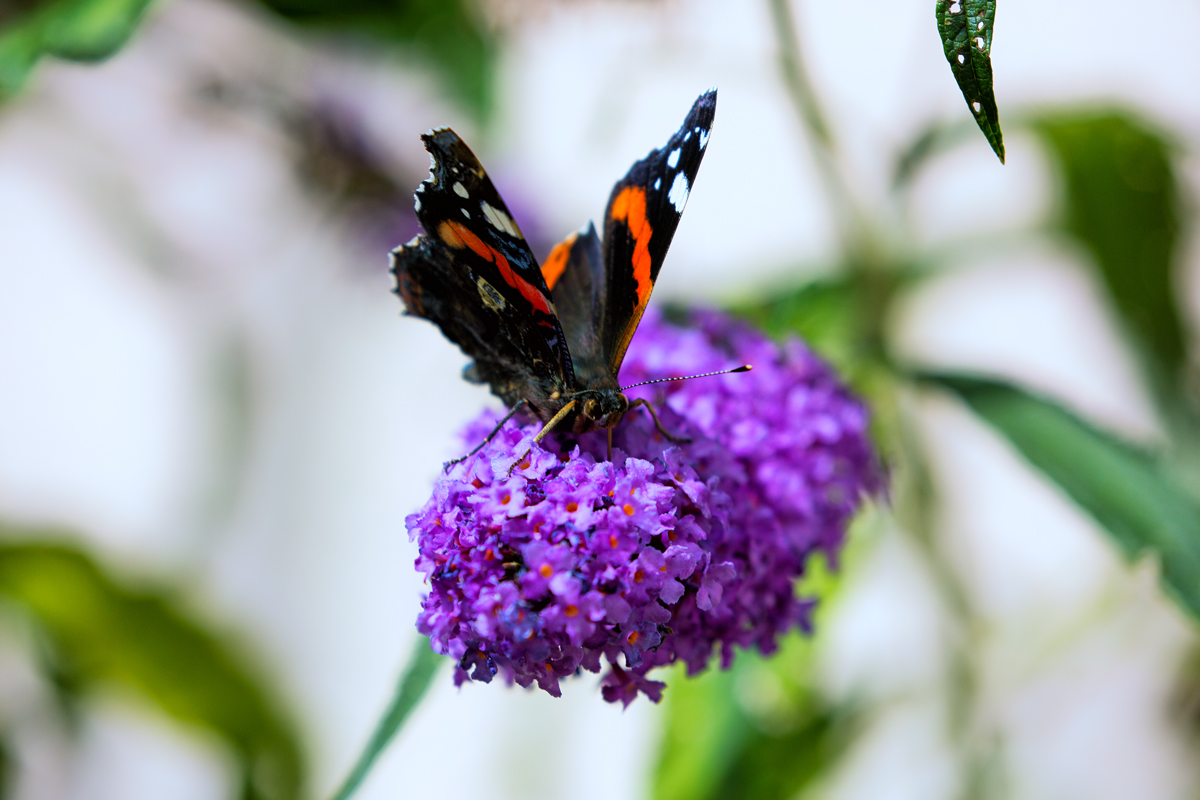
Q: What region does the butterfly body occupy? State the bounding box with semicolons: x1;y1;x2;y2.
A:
392;91;716;445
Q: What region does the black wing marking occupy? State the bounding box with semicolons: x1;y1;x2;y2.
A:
601;89;716;373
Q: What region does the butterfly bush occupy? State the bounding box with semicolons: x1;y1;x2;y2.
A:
407;308;882;705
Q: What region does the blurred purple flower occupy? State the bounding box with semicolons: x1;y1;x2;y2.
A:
407;308;882;705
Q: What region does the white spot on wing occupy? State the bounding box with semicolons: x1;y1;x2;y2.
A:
477;277;505;312
462;208;470;218
975;36;985;49
949;1;961;12
699;129;709;149
957;53;965;64
667;148;681;169
668;172;689;213
414;196;422;212
453;182;469;198
654;177;661;191
684;131;691;142
972;101;982;113
482;201;522;238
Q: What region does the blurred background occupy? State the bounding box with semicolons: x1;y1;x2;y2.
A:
1;0;1200;798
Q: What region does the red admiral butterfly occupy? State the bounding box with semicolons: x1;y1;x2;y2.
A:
392;90;739;463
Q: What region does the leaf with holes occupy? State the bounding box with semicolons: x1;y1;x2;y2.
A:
924;373;1200;621
935;0;1003;162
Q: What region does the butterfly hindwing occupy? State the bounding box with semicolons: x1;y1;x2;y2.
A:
542;223;613;391
392;129;574;409
600;90;716;374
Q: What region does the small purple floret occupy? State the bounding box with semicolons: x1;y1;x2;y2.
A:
407;308;882;705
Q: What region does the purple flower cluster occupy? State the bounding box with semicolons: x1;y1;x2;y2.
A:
407;308;881;705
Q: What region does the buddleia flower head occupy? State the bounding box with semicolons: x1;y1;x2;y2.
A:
407;308;882;704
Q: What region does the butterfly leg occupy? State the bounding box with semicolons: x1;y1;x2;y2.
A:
505;399;578;476
443;400;526;472
628;398;692;444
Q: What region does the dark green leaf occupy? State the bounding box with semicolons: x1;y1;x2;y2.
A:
257;0;495;120
0;734;9;799
654;553;861;800
0;539;305;800
653;665;750;800
935;0;1004;162
327;636;442;800
1032;112;1185;395
711;707;846;800
0;0;155;100
925;373;1200;620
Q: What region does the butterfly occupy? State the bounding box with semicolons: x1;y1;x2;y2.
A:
392;90;730;463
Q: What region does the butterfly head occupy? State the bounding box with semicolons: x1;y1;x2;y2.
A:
580;389;629;430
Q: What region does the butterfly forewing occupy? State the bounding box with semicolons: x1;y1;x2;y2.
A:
600;90;716;374
392;129;575;410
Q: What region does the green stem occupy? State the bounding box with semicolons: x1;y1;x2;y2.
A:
766;0;869;262
328;637;444;800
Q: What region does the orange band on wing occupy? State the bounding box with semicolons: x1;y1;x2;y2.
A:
439;220;553;316
541;233;577;291
610;186;654;308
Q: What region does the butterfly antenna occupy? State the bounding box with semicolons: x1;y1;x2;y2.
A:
619;364;751;392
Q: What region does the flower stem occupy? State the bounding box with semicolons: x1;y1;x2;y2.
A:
766;0;866;261
328;637;443;800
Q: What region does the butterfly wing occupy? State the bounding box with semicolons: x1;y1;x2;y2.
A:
392;128;574;412
541;223;613;391
600;89;717;373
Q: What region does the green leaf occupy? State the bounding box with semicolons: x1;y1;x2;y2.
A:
925;373;1200;620
653;636;857;800
0;0;156;100
935;0;1004;163
0;539;305;800
653;665;750;800
1032;112;1185;394
256;0;495;121
653;552;863;800
327;636;442;800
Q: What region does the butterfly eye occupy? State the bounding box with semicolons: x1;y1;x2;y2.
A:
584;399;600;419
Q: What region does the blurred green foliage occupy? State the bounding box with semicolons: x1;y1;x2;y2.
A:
0;0;154;99
655;549;863;800
0;0;496;119
925;373;1200;619
1033;112;1185;398
0;536;305;800
255;0;495;119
